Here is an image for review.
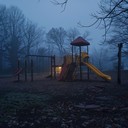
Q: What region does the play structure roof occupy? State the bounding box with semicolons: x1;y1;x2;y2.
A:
71;36;90;46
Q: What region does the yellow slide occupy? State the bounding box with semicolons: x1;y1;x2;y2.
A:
83;62;111;81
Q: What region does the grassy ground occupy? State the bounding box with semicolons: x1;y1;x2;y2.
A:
0;77;128;128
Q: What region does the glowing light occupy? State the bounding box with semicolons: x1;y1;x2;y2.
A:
56;66;62;74
58;67;62;70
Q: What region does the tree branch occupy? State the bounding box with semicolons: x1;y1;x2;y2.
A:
51;0;69;12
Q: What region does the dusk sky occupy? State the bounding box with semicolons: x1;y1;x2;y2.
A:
0;0;103;49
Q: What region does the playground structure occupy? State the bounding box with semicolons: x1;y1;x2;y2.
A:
10;55;56;82
11;49;111;82
0;38;124;83
11;40;121;82
58;52;111;81
58;36;112;81
0;40;112;82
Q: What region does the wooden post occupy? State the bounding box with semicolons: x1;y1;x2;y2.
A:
51;56;53;78
117;43;123;84
64;56;66;64
17;59;20;82
25;59;27;81
72;46;73;63
53;55;56;79
31;59;33;82
87;46;89;80
79;46;82;80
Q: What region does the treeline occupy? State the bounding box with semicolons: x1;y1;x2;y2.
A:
0;5;88;72
0;5;44;71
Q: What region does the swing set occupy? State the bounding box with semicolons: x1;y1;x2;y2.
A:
22;55;56;81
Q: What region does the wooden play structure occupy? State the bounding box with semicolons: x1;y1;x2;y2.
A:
58;36;112;81
7;55;56;82
1;40;124;83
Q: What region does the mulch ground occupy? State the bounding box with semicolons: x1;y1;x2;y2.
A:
0;75;128;128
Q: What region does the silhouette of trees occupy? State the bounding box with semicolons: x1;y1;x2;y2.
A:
91;47;111;70
67;28;80;43
37;47;48;56
53;0;127;36
0;5;45;71
4;6;25;70
46;27;67;56
93;0;128;34
66;28;80;54
54;0;128;57
46;27;89;56
52;0;69;11
0;5;8;72
53;0;127;29
94;0;128;57
23;20;43;55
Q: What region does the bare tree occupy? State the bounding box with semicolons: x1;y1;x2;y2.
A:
52;0;69;11
37;47;48;56
91;47;110;71
56;0;128;54
53;0;128;72
23;20;43;55
105;11;128;56
0;5;8;48
67;28;80;43
46;27;67;56
0;5;8;72
66;28;80;54
0;5;45;73
4;6;25;70
56;0;127;31
53;0;128;39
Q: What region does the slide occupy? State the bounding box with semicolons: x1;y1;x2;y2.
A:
83;62;111;81
58;64;69;81
58;63;76;81
65;63;76;81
